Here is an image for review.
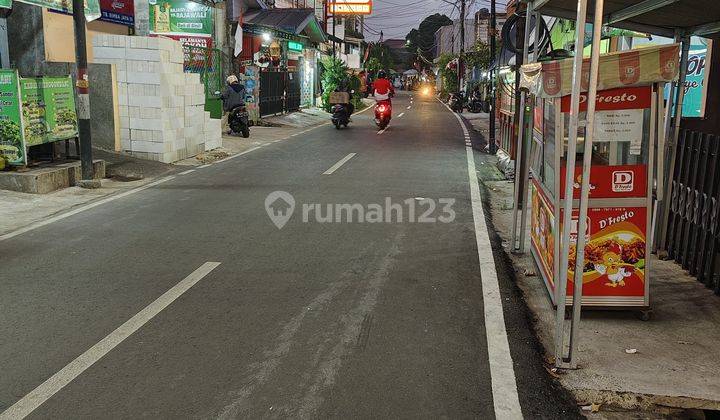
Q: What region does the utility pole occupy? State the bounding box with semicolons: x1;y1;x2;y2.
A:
72;0;94;182
459;0;465;91
488;0;496;153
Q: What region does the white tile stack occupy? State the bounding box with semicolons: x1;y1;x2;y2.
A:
92;35;222;163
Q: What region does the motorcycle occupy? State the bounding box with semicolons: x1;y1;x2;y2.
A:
449;92;464;113
467;94;483;113
330;90;352;129
374;100;392;129
229;105;250;138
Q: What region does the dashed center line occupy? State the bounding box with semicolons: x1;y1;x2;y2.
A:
322;153;357;175
406;105;411;109
397;112;405;118
178;169;195;175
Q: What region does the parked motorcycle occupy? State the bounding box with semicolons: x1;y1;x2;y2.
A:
229;105;250;138
449;92;464;113
467;94;483;113
374;101;392;129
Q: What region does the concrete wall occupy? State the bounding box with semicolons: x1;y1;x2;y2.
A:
42;9;129;63
25;62;120;151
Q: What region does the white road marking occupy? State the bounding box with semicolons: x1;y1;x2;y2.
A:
198;163;212;169
397;112;405;118
0;175;176;242
406;106;411;109
178;169;195;175
322;153;356;175
445;99;523;419
0;262;221;420
377;127;388;135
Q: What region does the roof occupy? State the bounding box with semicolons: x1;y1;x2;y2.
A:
383;39;407;50
244;8;327;43
532;0;720;38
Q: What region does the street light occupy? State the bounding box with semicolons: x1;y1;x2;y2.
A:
262;32;272;42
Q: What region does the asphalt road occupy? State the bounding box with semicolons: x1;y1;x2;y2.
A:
0;92;580;419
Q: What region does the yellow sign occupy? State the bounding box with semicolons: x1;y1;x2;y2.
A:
328;0;371;15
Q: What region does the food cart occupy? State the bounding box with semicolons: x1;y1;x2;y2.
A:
520;44;680;310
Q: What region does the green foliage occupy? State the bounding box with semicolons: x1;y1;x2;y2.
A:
320;56;361;112
365;43;394;74
437;52;458;96
405;14;452;68
464;41;496;72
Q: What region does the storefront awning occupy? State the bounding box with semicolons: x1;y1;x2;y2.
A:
244;8;327;44
520;43;680;98
532;0;720;39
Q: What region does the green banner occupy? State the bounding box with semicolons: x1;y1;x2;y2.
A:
149;0;213;37
0;0;11;9
14;0;101;21
0;69;25;166
20;77;78;147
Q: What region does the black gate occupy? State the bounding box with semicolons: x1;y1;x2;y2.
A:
286;71;300;112
259;70;302;116
259;70;284;116
666;129;720;294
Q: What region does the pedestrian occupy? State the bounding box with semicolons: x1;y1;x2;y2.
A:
221;75;246;135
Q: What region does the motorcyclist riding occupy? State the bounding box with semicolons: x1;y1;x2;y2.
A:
373;70;395;104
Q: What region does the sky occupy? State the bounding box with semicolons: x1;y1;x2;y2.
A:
362;0;512;42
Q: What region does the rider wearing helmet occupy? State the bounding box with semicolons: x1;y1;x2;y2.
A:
373;70;395;103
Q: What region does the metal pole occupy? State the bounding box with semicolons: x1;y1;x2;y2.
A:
332;14;336;58
459;0;466;90
510;2;530;252
513;1;534;253
72;0;94;181
657;34;690;253
554;0;589;369
488;0;496;154
565;0;605;369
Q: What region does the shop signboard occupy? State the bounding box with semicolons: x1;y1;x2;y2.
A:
0;70;25;165
680;39;711;118
560;164;648;199
99;0;134;26
327;0;371;14
531;180;647;300
20;77;78;147
15;0;101;21
0;0;11;9
149;0;213;37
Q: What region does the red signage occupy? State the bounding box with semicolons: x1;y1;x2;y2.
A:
560;86;652;113
162;35;213;69
560;164;648;199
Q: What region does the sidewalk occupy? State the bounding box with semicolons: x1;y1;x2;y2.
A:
478;157;720;413
0;108;330;237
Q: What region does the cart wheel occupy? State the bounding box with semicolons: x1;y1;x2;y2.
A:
637;310;653;321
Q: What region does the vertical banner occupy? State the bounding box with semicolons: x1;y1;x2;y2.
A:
0;69;25;165
682;39;711;118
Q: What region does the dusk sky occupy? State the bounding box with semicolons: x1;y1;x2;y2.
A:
363;0;510;42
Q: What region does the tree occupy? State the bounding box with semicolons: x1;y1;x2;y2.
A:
464;40;501;72
437;52;458;96
405;14;452;69
320;56;362;113
365;43;394;73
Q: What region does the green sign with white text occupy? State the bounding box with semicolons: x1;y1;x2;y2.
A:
14;0;101;21
20;77;78;147
149;0;213;37
0;69;25;165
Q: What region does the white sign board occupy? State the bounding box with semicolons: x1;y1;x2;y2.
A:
593;109;644;154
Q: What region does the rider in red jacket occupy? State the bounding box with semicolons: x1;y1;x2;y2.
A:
373;70;395;103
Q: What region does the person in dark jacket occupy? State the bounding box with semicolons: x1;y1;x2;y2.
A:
221;75;246;134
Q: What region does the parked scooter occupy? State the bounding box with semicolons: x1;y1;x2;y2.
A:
229;105;250;138
467;93;483;113
449;92;464;113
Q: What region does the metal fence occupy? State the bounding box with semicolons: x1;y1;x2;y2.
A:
183;45;224;118
259;69;301;117
665;129;720;294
